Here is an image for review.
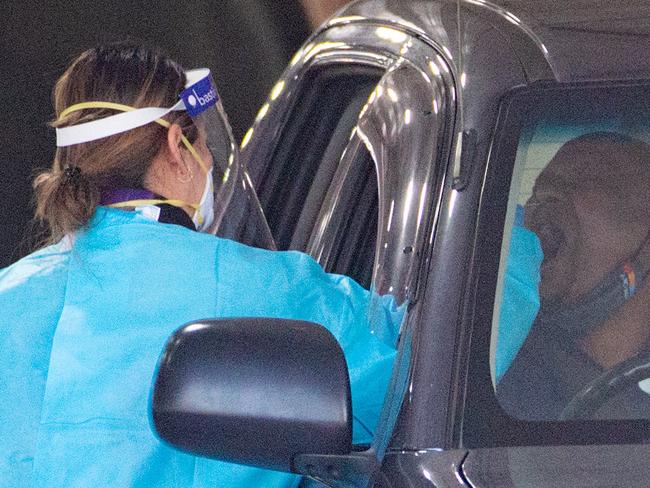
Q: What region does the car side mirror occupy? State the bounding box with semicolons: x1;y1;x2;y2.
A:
150;317;354;474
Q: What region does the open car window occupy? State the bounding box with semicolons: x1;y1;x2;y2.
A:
218;66;380;253
255;66;381;256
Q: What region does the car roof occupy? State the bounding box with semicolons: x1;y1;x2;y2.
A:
495;0;649;31
333;0;650;82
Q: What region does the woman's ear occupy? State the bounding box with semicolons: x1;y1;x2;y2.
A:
166;124;192;181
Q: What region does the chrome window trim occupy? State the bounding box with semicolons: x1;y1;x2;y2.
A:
307;52;454;309
242;21;455;307
241;20;457;462
241;21;455;186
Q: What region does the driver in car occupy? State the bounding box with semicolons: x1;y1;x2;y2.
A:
498;131;650;419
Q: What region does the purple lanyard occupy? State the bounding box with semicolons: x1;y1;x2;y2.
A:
100;188;157;206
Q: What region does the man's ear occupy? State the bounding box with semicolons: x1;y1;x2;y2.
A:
166;124;192;181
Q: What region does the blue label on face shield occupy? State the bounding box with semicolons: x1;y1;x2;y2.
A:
180;76;219;117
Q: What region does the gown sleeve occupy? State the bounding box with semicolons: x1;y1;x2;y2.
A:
0;243;70;488
495;224;542;383
213;238;402;443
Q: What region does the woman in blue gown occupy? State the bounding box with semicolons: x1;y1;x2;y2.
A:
0;42;400;487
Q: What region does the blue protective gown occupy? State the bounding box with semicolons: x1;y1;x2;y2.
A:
0;207;401;488
495;221;543;383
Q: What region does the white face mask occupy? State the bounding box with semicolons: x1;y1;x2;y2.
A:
193;168;215;232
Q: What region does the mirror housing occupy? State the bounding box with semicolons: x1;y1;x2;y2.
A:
150;318;353;473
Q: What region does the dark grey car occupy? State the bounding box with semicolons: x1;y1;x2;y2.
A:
151;1;650;486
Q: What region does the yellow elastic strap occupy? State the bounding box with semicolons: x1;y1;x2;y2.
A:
59;102;209;173
109;199;203;225
58;101;136;120
109;199;198;210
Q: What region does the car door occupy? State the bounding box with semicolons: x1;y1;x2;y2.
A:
235;15;457;486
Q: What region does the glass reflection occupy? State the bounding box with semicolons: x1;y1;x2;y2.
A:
375;26;408;44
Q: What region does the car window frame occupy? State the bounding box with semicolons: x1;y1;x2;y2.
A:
240;21;458;457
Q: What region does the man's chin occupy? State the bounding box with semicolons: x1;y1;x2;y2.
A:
539;258;574;304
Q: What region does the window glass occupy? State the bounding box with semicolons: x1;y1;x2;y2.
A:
493;85;650;421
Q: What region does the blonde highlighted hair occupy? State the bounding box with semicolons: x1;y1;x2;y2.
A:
34;42;197;241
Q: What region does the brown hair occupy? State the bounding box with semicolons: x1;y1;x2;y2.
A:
34;42;196;241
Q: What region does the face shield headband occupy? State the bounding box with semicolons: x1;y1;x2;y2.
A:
55;68;235;232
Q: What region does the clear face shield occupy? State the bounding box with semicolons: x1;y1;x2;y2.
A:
55;69;275;248
180;69;238;232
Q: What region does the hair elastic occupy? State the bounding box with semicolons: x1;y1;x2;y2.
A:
63;165;82;184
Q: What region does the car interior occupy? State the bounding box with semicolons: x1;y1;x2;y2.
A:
492;83;650;422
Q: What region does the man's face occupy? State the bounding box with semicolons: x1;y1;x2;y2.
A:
524;135;650;304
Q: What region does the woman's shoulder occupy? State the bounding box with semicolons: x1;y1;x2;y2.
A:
0;239;72;294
